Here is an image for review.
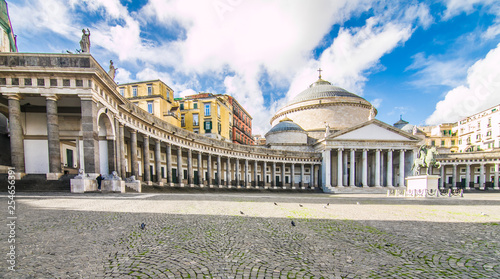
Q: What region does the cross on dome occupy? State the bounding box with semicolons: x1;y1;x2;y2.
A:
318;68;322;79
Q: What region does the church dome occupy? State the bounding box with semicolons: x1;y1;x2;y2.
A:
270;72;375;140
265;117;305;136
290;79;364;104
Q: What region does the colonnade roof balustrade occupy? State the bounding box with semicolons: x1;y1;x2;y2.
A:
0;53;321;164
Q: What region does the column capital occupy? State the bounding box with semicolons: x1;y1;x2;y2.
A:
41;93;59;101
78;93;98;102
337;148;344;151
350;148;357;152
363;148;369;152
3;93;22;100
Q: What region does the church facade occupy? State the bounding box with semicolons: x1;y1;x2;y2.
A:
0;52;425;192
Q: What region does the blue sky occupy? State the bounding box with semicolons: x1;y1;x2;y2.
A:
6;0;500;134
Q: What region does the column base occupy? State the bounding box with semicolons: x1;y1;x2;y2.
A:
145;181;153;186
179;183;184;187
291;186;296;189
494;187;500;190
375;185;383;188
11;172;26;180
189;184;195;187
157;182;164;187
46;173;63;180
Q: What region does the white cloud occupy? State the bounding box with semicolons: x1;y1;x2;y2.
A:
179;89;198;98
442;0;497;19
285;15;415;102
426;43;500;125
371;98;383;109
406;52;470;88
114;68;132;85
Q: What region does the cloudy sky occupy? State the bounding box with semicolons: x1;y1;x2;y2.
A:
6;0;500;134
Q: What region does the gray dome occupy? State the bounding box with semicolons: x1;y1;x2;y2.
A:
266;118;305;135
290;79;364;104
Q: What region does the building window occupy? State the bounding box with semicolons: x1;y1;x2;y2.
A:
120;88;124;96
204;121;212;133
180;103;184;110
441;140;445;146
132;86;138;97
431;140;435;146
204;103;211;116
218;122;221;134
50;79;57;87
181;115;185;127
147;85;152;96
147;101;154;114
63;79;70;87
217;104;221;117
37;78;45;86
76;80;83;87
193;114;199;126
193;103;198;109
193;128;199;134
11;78;19;85
24;78;32;86
451;140;456;146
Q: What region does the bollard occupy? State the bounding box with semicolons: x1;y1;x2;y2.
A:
448;188;452;197
460;189;464;198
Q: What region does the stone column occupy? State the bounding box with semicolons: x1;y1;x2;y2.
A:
217;155;222;187
235;158;239;187
350;149;356;187
375;149;381;187
187;149;193;186
166;144;172;185
207;153;212;187
198;152;203;187
343;152;348;186
154;139;163;185
322;149;331;189
452;164;457;189
337;148;343;187
480;163;485;190
494;163;499;190
291;163;295;189
142;135;151;183
263;161;267;188
226;157;231;187
130;130;138;178
177;146;183;186
7;94;25;175
465;164;471;190
440;164;445;189
362;149;368;187
81;98;100;174
254;160;258;187
399;150;405;187
119;124;126;178
387;149;393;187
310;164;315;188
245;159;249;188
272;162;277;188
45;95;61;178
300;163;305;188
281;162;285;188
114;118;122;177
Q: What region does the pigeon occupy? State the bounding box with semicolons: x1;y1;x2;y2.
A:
140;223;146;230
323;205;327;209
299;204;303;207
481;212;488;216
356;202;360;205
274;202;278;206
240;211;244;215
327;203;330;206
291;220;296;226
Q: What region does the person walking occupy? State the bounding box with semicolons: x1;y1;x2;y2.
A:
96;174;104;191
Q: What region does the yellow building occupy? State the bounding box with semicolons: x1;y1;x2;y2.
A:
119;80;180;126
419;123;458;153
178;93;233;142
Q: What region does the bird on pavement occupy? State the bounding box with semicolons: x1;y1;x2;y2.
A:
240;211;244;215
274;202;278;206
140;223;146;230
299;204;303;207
291;220;296;226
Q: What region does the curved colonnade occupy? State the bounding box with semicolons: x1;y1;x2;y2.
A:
0;53;322;189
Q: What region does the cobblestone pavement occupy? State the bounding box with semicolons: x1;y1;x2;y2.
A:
1;192;500;278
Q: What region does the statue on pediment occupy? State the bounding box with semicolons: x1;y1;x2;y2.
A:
80;28;91;53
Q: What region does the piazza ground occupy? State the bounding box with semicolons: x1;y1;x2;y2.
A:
1;192;500;278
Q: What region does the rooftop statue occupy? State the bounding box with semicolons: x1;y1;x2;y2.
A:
80;28;91;53
411;145;441;176
108;60;117;80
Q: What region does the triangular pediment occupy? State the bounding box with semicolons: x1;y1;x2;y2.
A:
327;119;420;142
